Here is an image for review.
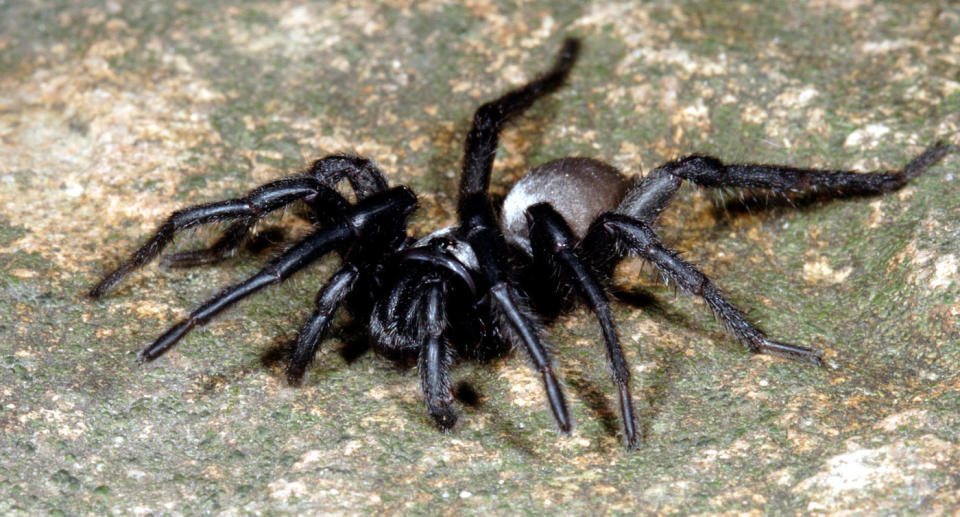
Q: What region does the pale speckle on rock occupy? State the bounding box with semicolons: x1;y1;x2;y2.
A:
268;479;308;500
875;409;929;433
930;254;958;290
802;256;853;284
843;123;891;148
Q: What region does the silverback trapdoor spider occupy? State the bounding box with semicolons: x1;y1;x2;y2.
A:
90;38;954;449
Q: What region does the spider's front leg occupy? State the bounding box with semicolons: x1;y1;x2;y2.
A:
587;213;823;365
527;203;640;449
417;281;457;429
370;259;463;429
448;38;581;433
90;176;336;297
284;264;359;384
159;220;256;268
164;154;391;269
137;186;416;363
90;155;390;296
286;199;414;384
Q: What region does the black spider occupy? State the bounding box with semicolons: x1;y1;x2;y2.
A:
90;38;954;449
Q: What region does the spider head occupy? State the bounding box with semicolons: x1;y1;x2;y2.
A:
368;227;487;357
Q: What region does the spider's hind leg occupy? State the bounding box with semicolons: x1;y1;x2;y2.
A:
658;141;954;199
609;142;954;230
593;213;823;366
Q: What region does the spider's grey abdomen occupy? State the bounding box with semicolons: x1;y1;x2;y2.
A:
501;157;630;254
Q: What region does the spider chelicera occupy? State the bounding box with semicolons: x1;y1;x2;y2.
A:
91;38;954;449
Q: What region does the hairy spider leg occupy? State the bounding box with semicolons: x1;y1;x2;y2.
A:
621;142;956;223
160;219;257;268
285;263;359;384
287;194;414;384
576;142;956;364
369;267;418;350
90;177;344;298
458;39;580;202
161;155;390;268
577;171;683;280
367;255;463;428
455;38;581;433
526;203;640;449
596;213;823;365
138;186;417;363
489;282;572;431
309;154;390;197
417;281;457;429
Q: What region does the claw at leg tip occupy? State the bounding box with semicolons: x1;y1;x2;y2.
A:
285;366;306;387
430;407;459;431
810;353;825;368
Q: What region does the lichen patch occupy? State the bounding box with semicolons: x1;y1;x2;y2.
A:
802;256;852;284
930;254;958;290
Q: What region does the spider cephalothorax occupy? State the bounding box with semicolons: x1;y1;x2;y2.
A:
91;38;954;449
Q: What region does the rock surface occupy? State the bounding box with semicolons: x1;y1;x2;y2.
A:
2;1;959;514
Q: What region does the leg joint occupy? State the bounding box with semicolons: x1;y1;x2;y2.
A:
666;155;726;186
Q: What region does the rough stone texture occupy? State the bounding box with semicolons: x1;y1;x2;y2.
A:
2;1;959;515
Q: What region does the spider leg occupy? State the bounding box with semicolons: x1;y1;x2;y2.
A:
489;279;571;432
288;217;415;384
527;203;639;449
458;38;580;209
139;224;356;363
582;142;955;283
138;186;417;363
94;155;391;292
167;153;392;267
90;177;341;298
454;39;581;433
616;142;955;223
417;282;457;429
285;263;359;385
369;264;459;429
307;154;389;200
595;213;823;366
664;141;953;194
160;219;255;268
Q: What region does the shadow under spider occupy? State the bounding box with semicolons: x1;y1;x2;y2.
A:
400;373;541;457
611;287;722;343
259;316;376;387
563;372;620;439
